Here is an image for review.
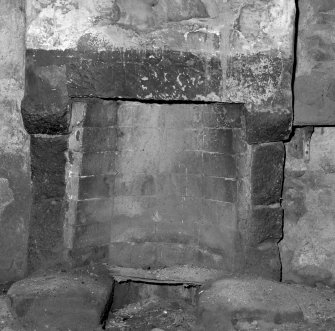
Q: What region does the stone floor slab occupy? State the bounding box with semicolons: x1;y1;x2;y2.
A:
7;271;113;331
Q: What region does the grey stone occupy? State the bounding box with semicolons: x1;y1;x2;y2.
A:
245;109;292;144
282;128;335;287
0;1;31;283
0;296;23;331
198;278;304;327
239;206;283;246
294;0;335;125
8;273;113;331
67;49;222;102
0;179;14;209
27;199;64;272
84;99;118;128
243;242;282;281
22;62;70;135
78;175;115;200
251;142;285;206
198;277;335;330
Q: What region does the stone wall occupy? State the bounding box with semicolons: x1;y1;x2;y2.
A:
0;1;31;282
22;0;295;280
64;101;243;271
294;0;335;125
281;128;335;286
28;135;67;271
26;0;295;129
280;0;335;287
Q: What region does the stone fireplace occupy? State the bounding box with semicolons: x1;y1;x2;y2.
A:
19;0;295;283
0;0;297;286
66;100;244;272
5;0;335;330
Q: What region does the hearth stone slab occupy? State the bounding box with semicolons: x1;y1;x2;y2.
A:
198;278;304;327
7;272;113;331
198;277;335;330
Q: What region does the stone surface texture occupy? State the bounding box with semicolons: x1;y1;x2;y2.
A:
0;0;31;283
28;135;68;272
281;127;335;287
25;0;295;131
7;271;113;331
64;101;243;272
198;277;335;330
22;0;295;281
22;54;70;135
0;296;23;331
237;142;285;280
294;0;335;125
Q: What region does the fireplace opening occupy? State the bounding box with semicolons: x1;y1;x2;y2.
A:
29;98;248;277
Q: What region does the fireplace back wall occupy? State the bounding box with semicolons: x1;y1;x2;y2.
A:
64;100;244;273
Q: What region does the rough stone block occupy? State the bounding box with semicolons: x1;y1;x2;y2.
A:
31;135;67;205
28;199;64;255
251;142;285;205
239;206;283;246
22;52;71;134
0;178;14;208
8;273;113;331
31;135;68;175
293;0;335;126
244;242;282;281
0;153;31;283
227;53;293;112
33;174;66;201
28;248;64;276
27;198;65;273
0;295;23;330
198;278;304;329
67;49;222;101
78;175;115;200
203;104;243;129
245;109;292;144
